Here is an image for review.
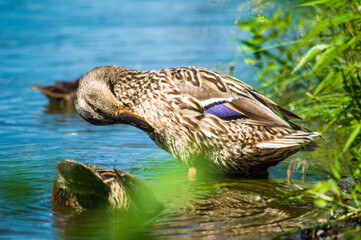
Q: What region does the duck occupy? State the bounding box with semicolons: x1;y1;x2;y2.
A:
32;78;79;104
52;159;162;212
74;65;319;176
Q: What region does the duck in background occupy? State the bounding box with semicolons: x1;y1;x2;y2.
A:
32;78;80;104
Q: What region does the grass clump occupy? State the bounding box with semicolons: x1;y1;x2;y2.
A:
236;0;361;223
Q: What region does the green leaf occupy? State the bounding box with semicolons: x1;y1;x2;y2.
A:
237;43;254;53
245;58;257;65
310;65;354;98
312;33;361;73
312;46;338;72
343;123;361;152
329;179;341;195
294;13;361;52
311;71;336;96
237;20;254;32
297;0;334;6
293;44;329;73
314;199;328;208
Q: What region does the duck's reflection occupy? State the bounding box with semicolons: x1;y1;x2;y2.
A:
151;178;310;239
43;101;77;115
51;162;311;239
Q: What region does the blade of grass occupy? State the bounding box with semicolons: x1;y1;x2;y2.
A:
343;123;361;152
294;13;361;52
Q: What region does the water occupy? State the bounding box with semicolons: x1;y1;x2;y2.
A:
0;0;329;239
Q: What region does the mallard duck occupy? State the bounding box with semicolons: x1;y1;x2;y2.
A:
52;159;162;211
32;78;79;104
75;65;319;176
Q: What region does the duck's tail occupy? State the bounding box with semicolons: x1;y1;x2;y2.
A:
256;131;320;151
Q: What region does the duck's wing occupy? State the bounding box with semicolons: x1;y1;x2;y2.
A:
168;67;302;129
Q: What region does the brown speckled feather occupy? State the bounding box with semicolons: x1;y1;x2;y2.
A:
165;67;300;126
75;65;320;176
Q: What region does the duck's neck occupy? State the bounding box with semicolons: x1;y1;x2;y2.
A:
133;92;198;164
114;69;197;162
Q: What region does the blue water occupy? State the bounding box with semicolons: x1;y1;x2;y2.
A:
0;1;326;239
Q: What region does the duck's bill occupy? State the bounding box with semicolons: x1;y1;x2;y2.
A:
117;107;154;132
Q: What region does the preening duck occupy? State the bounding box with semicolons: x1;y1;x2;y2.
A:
75;65;319;176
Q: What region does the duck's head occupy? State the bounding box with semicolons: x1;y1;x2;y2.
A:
75;65;153;132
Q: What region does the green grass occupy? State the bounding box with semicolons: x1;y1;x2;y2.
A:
236;0;361;220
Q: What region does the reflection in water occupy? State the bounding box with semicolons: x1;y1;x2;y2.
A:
52;174;312;239
52;159;163;213
44;101;77;115
52;207;155;240
151;179;310;239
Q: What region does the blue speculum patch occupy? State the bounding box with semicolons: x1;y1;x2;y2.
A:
205;104;247;120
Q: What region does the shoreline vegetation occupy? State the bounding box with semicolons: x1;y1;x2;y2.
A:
236;0;361;238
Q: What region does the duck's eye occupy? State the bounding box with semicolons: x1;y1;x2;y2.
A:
93;107;100;113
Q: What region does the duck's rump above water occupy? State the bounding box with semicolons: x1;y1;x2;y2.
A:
32;78;79;104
